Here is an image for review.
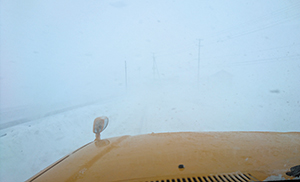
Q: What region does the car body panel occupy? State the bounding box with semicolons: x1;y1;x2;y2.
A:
27;132;300;181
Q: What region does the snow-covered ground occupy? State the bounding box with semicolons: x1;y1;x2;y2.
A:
1;80;299;182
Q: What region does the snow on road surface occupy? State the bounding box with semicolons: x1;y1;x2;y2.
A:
1;82;299;182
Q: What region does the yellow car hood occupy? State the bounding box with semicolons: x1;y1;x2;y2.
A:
27;132;300;182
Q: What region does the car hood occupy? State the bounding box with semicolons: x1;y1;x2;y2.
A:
27;132;300;181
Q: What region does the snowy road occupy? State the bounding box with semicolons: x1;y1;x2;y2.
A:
1;83;300;181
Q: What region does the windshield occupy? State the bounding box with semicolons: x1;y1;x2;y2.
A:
1;0;300;181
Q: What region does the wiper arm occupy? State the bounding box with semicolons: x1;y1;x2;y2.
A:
286;165;300;177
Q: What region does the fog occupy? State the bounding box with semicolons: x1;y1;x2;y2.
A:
1;1;300;181
1;0;300;127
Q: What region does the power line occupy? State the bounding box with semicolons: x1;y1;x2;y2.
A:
202;54;300;68
229;55;300;66
207;2;300;42
203;43;300;60
139;3;300;69
228;13;300;39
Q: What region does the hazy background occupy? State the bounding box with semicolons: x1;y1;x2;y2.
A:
1;0;300;125
1;1;300;181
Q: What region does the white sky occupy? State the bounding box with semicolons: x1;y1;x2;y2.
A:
1;0;300;114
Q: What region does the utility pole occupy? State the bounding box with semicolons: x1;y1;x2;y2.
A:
152;53;160;80
197;39;202;88
125;61;128;91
